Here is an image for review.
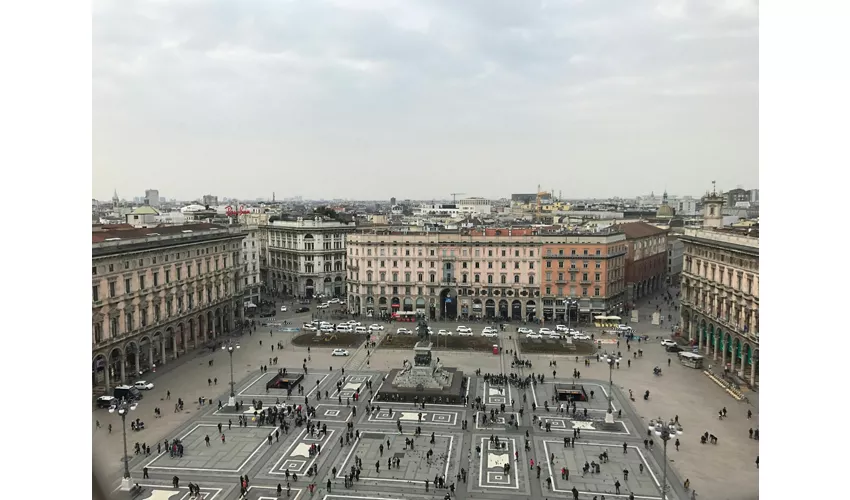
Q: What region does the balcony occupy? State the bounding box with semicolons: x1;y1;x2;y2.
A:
579;280;592;285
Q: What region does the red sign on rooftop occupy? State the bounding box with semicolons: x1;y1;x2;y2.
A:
225;205;251;216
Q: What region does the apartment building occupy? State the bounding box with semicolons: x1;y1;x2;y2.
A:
241;226;262;306
540;232;627;322
345;227;625;322
263;217;356;298
612;222;669;304
92;223;247;391
679;227;759;386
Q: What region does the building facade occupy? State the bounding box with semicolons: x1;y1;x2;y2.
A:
263;217;356;298
345;227;624;322
539;232;627;322
144;189;160;207
92;223;247;392
667;234;684;284
346;228;540;320
613;222;669;304
679;227;759;386
241;226;262;306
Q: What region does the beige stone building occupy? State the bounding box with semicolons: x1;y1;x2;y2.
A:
345;227;625;321
263;217;356;298
679;226;759;386
92;223;247;391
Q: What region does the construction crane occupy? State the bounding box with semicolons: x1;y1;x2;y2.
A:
450;192;466;203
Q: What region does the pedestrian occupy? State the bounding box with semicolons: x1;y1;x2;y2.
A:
108;424;112;434
675;438;680;451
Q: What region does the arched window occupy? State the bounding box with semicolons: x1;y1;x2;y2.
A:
528;275;535;285
514;275;520;283
367;271;373;281
487;275;493;284
500;275;507;284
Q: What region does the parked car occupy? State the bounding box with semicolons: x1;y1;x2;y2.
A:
457;329;474;337
555;324;568;332
572;334;591;340
525;332;542;339
347;320;362;327
355;326;368;334
518;327;533;334
539;328;554;335
660;339;677;347
320;326;335;333
133;380;154;390
482;331;498;338
369;324;384;332
317;303;329;309
482;327;497;334
302;324;317;331
296;306;310;313
280;305;288;312
456;326;472;333
329;298;341;304
397;328;412;335
617;324;633;332
665;344;683;353
548;332;562;339
331;349;349;356
437;329;452;336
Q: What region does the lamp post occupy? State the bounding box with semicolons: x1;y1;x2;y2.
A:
564;298;576;330
653;419;679;500
111;398;137;491
222;342;240;407
604;357;615;425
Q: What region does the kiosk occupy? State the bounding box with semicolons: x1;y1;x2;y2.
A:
678;351;705;369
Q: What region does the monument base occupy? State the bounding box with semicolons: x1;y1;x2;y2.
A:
374;367;466;405
601;411;619;430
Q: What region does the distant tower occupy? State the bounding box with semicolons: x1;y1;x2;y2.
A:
272;192;276;203
112;189;119;209
390;197;397;206
701;182;725;228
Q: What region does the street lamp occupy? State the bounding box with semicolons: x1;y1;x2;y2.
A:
110;398;137;491
604;357;615;425
651;418;682;500
222;342;240;406
564;298;577;329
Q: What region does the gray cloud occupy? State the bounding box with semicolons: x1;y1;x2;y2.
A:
94;0;758;200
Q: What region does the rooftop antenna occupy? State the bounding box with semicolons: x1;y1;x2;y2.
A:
711;180;717;196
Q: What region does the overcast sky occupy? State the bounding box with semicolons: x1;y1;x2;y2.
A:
93;0;758;202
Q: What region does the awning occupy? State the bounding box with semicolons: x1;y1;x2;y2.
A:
391;304;401;308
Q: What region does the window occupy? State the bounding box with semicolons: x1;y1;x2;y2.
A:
500;275;507;284
475;262;480;269
392;261;398;268
154;304;161;322
594;288;601;296
596;249;601;255
380;260;385;267
176;267;182;280
392;272;398;282
488;250;493;257
92;285;99;302
558;273;564;281
404;272;411;282
515;250;519;257
462;274;468;283
545;287;551;295
108;264;114;272
463;262;468;269
501;250;506;257
418;273;423;281
487;275;493;284
124;278;132;294
546;261;552;268
108;281;116;298
197;263;201;275
529;275;534;285
488;262;493;269
582;287;588;296
110;317;119;337
474;274;480;283
595;273;601;281
430;274;436;283
92;266;97;275
514;275;520;284
529;262;534;270
558;261;564;268
165;270;171;283
405;250;410;256
125;312;134;331
124;261;129;270
582;273;588;281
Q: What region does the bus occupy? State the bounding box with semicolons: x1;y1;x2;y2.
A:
391;311;417;322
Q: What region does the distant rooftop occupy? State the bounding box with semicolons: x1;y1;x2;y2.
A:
92;223;227;243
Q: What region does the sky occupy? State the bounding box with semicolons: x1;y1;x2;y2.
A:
93;0;759;202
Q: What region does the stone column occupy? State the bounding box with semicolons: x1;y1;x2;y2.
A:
119;357;126;385
161;337;167;366
720;338;726;367
749;355;757;386
135;352;141;378
104;365;111;393
697;319;704;351
148;344;154;370
729;342;736;373
172;335;178;360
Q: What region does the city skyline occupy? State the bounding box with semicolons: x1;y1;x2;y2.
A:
94;0;758;200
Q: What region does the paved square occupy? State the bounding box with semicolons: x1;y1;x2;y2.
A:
474;410;518;430
330;374;374;400
481;380;513;406
134;484;223;500
542;441;662;499
238;371;330;399
268;427;338;475
142;424;273;473
476;436;520;489
367;408;459;426
336;431;455;485
539;415;630;435
315;404;354;422
246;485;304;500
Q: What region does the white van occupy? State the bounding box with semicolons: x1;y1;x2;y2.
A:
555;324;568;333
354;326;368;334
320;325;335;333
617;324;633;332
336;324;353;333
